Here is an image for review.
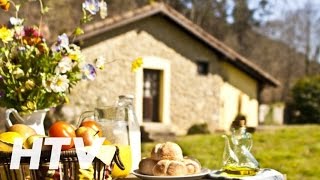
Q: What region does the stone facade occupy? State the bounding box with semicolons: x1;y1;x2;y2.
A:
63;15;224;134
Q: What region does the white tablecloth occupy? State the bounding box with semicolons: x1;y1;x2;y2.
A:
208;168;285;180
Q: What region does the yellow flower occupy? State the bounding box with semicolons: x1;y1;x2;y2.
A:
26;101;36;111
12;67;24;79
5;62;14;71
68;44;83;61
0;26;14;43
25;79;35;90
0;0;10;11
0;0;8;6
64;96;70;104
131;57;143;72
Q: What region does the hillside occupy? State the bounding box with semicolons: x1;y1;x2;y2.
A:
223;29;307;103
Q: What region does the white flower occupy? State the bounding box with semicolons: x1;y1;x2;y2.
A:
99;1;108;19
9;17;24;26
95;56;105;70
42;76;52;92
50;74;70;93
14;26;25;39
51;33;69;52
55;56;73;74
68;44;84;62
82;64;96;80
40;73;52;92
83;0;100;15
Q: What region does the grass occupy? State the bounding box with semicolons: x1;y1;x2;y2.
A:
142;125;320;180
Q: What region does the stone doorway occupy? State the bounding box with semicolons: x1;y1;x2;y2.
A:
134;56;171;125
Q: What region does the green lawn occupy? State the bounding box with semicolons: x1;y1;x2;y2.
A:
142;125;320;180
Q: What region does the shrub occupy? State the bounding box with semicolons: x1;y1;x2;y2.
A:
187;123;210;135
290;75;320;123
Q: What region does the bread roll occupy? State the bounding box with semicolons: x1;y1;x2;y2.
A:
152;160;187;176
151;142;183;161
138;158;158;175
183;158;201;174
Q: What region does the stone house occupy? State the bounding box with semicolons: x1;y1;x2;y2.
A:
67;3;279;135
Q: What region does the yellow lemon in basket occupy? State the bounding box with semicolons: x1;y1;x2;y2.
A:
0;132;24;152
103;139;112;145
111;144;132;178
25;135;51;150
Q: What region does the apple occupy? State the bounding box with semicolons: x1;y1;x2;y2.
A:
80;120;103;137
48;121;76;151
75;126;99;146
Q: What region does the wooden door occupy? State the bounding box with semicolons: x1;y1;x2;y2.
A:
143;69;161;122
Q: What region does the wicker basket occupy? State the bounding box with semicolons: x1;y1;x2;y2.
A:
0;146;123;180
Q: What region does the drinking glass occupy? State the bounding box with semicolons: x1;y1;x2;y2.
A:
80;106;132;178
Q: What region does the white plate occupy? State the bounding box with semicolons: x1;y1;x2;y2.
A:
132;168;210;180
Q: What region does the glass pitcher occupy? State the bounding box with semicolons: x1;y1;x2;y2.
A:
117;95;141;171
80;106;132;178
222;120;259;175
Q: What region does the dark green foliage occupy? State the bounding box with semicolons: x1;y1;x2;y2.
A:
187;123;210;135
290;75;320;123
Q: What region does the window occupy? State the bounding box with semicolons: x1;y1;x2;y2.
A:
196;61;209;75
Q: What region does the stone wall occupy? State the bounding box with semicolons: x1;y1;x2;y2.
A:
61;16;223;134
259;103;285;125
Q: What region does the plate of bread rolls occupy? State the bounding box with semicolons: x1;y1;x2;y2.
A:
133;142;210;180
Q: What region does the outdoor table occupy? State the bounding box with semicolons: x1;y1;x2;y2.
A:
119;168;286;180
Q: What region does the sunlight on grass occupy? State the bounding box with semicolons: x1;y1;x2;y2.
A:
142;125;320;180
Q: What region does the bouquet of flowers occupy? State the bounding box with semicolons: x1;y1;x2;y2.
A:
0;0;142;115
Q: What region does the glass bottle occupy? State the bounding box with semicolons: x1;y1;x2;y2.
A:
117;95;141;171
222;119;259;175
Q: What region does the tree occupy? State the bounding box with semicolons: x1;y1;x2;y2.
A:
259;0;320;75
232;0;252;52
229;0;274;53
163;0;230;40
290;75;320;124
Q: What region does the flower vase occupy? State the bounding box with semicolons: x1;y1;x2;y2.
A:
5;108;49;135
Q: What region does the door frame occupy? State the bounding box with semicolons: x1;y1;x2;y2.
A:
135;56;171;125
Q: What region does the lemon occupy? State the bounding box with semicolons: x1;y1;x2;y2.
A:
24;135;48;150
111;145;132;178
0;141;13;152
0;132;24;144
0;132;24;152
103;140;112;145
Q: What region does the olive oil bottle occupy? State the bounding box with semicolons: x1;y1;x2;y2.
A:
222;117;259;176
223;164;258;176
